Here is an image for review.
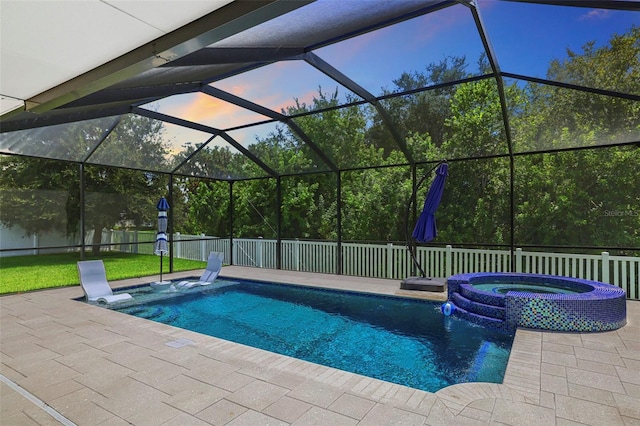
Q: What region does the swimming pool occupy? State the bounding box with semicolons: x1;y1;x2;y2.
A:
112;278;514;393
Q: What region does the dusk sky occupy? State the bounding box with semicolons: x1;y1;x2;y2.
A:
140;1;639;154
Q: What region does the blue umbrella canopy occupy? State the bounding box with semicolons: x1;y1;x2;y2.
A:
412;162;448;243
156;196;170;211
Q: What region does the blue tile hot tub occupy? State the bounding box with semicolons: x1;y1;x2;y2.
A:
445;272;627;333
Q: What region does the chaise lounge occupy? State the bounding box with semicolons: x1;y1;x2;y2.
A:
175;251;224;289
77;259;133;304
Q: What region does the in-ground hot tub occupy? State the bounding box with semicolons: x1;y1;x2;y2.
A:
446;273;627;333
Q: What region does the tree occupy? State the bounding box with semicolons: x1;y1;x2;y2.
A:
0;114;170;254
178;178;229;237
548;26;640;97
511;26;640;250
379;55;470;151
233;178;279;238
340;158;412;242
0;157;78;237
513;146;639;251
286;89;381;170
427;77;515;245
287;89;414;241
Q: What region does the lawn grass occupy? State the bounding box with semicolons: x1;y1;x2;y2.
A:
0;252;206;294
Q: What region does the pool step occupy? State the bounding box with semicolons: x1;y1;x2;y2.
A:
448;281;510;332
459;285;505;307
451;292;505;320
142;306;179;323
452;305;506;331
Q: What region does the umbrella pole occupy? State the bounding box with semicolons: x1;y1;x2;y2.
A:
400;162;448;292
160;254;163;282
404;164;439;278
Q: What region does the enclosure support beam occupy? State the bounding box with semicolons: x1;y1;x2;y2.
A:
19;0;312;115
229;181;234;266
79;163;85;260
470;2;517;270
303;52;414;165
219;132;279;178
276;177;282;270
169;174;174;274
336;171;342;275
410;165;417;277
202;85;338;173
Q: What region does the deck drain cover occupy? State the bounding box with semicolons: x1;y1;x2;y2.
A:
165;338;195;348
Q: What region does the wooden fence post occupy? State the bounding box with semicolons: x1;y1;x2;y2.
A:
515;248;522;273
32;233;38;255
387;243;394;279
601;252;610;284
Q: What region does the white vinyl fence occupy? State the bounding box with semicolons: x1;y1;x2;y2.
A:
105;231;639;300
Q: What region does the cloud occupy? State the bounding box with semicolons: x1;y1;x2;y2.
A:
160;121;211;155
270;88;320;114
215;64;288;109
579;9;610;21
178;92;232;124
223;82;250;98
162;92;269;130
215;60;339;115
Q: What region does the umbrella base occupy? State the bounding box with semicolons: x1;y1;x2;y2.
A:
400;276;446;292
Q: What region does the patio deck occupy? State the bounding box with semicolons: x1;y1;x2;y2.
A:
1;266;639;425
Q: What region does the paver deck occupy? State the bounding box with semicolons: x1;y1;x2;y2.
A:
1;266;639;425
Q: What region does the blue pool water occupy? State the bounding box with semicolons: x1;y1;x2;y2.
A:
113;278;514;392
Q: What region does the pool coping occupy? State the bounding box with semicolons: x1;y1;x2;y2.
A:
2;266;639;425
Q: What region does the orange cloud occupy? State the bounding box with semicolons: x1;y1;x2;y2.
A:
223;82;251;97
164;92;269;129
177;92;231;124
270;88;322;114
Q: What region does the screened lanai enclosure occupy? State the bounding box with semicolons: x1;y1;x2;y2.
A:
1;0;639;297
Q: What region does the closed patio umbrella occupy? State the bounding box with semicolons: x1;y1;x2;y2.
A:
154;197;170;283
401;161;448;291
412;162;448;243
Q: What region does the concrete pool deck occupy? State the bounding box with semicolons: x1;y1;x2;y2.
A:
1;266;639;425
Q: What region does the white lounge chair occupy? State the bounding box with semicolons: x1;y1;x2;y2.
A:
77;260;133;304
175;252;224;289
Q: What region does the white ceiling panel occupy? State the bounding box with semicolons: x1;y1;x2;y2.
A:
0;95;23;116
0;0;232;110
105;0;233;33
